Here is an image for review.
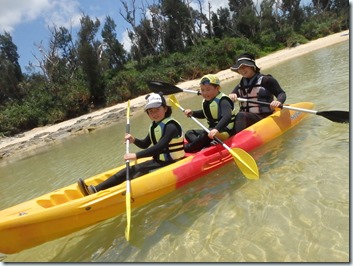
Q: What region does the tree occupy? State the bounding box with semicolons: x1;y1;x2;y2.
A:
0;32;23;104
101;16;127;71
33;25;77;83
133;17;159;57
228;0;260;38
77;14;103;105
119;0;171;60
281;0;305;30
259;0;278;32
54;26;79;80
161;0;194;52
119;0;144;61
212;7;233;38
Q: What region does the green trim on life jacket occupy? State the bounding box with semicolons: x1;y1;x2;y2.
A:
202;92;236;133
149;117;185;161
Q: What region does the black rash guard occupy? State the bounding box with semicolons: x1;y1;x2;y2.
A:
134;121;180;159
191;98;233;131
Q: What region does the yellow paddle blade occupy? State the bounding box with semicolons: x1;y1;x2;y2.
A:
168;95;178;109
125;191;131;241
229;148;259;179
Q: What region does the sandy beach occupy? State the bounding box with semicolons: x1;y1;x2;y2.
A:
0;30;349;160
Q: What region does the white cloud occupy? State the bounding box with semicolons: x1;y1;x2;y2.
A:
0;0;51;32
43;0;82;29
121;29;132;52
189;0;229;13
0;0;83;33
206;0;230;11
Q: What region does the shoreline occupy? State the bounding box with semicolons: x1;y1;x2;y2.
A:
0;30;349;161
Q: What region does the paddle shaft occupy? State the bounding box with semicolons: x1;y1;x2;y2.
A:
126;101;131;179
237;98;349;123
179;105;225;145
125;100;131;241
179;88;199;94
168;96;228;145
238;98;317;114
125;100;131;188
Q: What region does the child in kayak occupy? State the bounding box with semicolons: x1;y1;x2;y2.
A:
78;93;185;196
183;74;236;153
229;53;286;133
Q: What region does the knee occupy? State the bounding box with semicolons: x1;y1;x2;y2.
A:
235;112;246;121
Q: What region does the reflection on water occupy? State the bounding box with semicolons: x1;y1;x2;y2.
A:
1;40;349;262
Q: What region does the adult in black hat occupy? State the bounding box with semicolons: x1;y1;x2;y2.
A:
229;53;287;134
230;52;260;73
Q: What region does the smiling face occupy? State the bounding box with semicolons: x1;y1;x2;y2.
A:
146;106;167;122
237;65;256;78
200;84;220;101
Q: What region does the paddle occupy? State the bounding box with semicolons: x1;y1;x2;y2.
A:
168;95;259;180
237;98;349;124
148;80;349;124
148;80;200;95
125;100;131;241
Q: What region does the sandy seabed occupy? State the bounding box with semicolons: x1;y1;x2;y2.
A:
0;30;349;160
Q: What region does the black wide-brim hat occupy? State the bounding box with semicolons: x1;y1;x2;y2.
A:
230;53;260;73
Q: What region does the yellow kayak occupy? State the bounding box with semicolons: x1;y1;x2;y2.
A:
0;102;313;254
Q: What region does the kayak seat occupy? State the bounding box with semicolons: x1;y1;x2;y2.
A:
36;189;82;208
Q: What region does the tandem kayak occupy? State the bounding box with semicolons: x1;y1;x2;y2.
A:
0;102;313;254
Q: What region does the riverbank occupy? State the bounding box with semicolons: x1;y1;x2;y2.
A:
0;30;349;160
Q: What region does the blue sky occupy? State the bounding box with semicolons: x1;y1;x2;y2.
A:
1;0;229;71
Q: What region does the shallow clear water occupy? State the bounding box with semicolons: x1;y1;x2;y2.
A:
0;40;349;262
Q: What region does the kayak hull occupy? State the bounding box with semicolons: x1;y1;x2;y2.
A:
0;102;314;254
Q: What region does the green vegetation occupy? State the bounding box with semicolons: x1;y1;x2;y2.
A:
0;0;349;136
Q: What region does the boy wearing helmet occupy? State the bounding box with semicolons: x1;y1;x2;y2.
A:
183;74;236;153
